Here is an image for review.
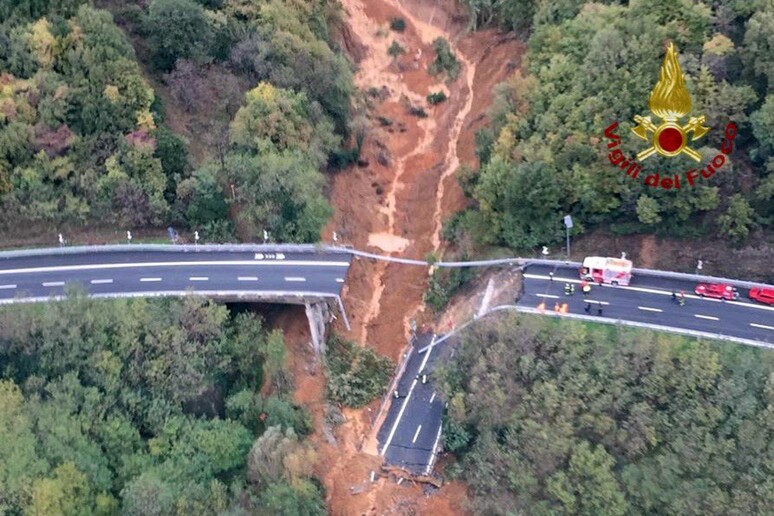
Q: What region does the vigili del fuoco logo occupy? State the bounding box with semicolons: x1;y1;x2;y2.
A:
603;42;737;190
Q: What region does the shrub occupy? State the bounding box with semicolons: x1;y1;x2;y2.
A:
427;91;447;104
388;40;405;58
325;335;392;408
428;37;460;80
389;17;406;32
409;106;428;118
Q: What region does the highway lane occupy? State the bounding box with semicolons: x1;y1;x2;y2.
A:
378;333;446;476
0;247;351;303
520;266;774;344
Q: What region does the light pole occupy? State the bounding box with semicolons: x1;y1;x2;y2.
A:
563;215;573;259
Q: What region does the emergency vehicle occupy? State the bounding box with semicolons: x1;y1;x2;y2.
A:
580;256;633;286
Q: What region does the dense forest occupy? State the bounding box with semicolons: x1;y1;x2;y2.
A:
0;295;327;514
457;0;774;248
0;0;354;243
438;314;774;515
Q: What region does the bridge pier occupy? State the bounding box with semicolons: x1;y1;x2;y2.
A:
305;301;330;355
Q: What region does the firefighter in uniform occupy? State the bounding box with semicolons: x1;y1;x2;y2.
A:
564;283;575;296
581;280;592;296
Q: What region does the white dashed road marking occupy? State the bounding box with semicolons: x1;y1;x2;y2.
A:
42;281;65;287
412;425;422;444
535;293;559;299
637;306;662;313
238;276;258;281
694;314;719;321
140;277;162;282
90;279;113;284
750;323;774;331
285;277;306;282
0;284;16;289
429;391;436;404
189;277;208;281
336;278;345;283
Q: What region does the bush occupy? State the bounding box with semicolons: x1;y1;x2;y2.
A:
424;261;474;311
427;91;448;104
428;37;460;80
389;17;406;32
388;40;405;58
325;335;392;408
409;106;428;118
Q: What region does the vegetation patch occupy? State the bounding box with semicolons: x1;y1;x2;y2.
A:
428;37;460;80
427;91;448;105
324;334;393;408
388;40;405;58
389;17;406;32
438;313;774;515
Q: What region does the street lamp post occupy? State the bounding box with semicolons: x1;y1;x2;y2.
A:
563;215;573;260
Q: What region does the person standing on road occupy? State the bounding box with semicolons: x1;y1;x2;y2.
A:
582;281;591;297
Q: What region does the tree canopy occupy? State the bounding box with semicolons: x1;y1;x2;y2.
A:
0;295;323;514
459;0;774;249
438;313;774;515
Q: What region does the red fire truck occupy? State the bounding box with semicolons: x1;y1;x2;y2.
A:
580;256;633;286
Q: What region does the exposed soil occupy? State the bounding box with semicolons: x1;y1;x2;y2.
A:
307;0;526;513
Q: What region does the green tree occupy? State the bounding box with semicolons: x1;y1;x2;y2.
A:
636;195;662;225
146;0;213;71
220;150;331;243
717;194;756;243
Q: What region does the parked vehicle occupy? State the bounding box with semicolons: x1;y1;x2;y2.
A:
580;256;633;286
749;287;774;305
694;283;739;300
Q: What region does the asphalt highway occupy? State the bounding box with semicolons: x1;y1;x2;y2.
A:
377;333;446;476
0;247;351;303
521;264;774;344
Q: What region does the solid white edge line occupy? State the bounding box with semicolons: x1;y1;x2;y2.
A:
638;306;663;313
535;293;559;299
140;278;162;282
238;276;258;281
0;284;16;289
90;279;113;284
0;259;349;276
285;277;306;282
381;334;436;456
424;423;444;476
429;391;436;404
694;314;719;321
412;425;422;444
750;323;774;331
524;274;774;313
42;281;64;287
189;277;208;281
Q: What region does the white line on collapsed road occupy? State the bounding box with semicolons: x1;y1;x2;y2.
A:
429;391;436;404
0;259;349;276
694;314;719;321
0;284;16;289
90;279;113;284
284;277;306;282
238;276;258;281
638;306;663;313
412;425;422;444
42;281;64;287
336;278;345;283
382;334;436;456
189;277;208;281
140;277;162;282
424;423;444;476
535;293;559;299
524;273;774;313
750;323;774;331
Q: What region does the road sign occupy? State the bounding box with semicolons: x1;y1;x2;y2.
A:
563;215;573;228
